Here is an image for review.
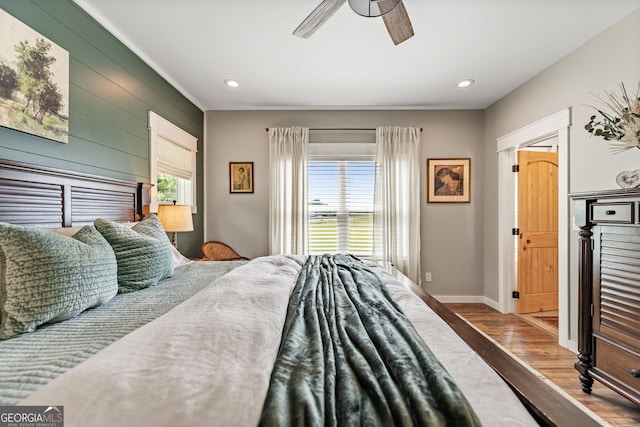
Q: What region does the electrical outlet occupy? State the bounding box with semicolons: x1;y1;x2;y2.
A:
425;272;432;282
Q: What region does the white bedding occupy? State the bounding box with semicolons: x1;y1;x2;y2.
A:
23;255;537;426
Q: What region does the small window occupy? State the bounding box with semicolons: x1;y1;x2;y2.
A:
157;172;193;204
148;111;197;212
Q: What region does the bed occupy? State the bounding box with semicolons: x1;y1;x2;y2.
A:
0;159;599;427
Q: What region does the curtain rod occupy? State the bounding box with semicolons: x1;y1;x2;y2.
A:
265;127;423;132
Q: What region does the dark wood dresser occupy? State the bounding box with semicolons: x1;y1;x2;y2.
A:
572;189;640;406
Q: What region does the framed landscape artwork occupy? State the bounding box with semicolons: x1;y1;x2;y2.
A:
0;9;69;143
427;158;471;203
229;162;254;193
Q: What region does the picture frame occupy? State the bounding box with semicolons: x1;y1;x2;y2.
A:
229;162;254;193
427;158;471;203
0;9;69;143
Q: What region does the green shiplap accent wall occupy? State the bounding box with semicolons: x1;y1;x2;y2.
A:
0;1;204;257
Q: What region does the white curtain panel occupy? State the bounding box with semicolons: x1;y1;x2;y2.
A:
268;127;309;255
373;126;421;283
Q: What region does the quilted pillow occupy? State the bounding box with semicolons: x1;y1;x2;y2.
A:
94;214;174;293
0;225;118;340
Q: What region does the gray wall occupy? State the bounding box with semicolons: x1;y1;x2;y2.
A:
0;1;205;257
204;110;485;297
483;8;640;339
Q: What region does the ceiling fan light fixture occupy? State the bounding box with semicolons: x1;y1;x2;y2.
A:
348;0;401;17
224;79;240;88
294;0;414;45
457;79;475;88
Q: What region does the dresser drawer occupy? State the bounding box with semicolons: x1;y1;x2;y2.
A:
591;202;634;224
595;339;640;392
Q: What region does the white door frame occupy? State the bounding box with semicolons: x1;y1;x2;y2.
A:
496;108;572;349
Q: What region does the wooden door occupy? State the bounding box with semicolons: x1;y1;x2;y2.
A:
517;150;558;314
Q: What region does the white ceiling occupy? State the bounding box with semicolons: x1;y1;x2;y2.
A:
72;0;640;111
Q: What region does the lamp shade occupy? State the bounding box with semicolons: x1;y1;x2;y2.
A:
157;204;194;232
348;0;401;17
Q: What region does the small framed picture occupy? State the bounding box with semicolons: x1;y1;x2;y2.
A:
229;162;254;193
427;158;470;203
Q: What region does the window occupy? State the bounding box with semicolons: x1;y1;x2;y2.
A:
149;111;197;212
308;161;376;257
307;131;376;258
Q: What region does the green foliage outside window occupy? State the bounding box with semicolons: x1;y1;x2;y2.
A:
157;173;178;202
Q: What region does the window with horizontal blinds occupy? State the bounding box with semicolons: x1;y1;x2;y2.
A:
307;129;376;257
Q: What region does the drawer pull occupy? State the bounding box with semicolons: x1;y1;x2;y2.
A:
631;369;640;378
605;210;616;215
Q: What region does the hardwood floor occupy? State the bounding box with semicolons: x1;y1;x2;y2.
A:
445;303;640;427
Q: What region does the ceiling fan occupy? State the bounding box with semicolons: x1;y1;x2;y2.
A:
293;0;414;45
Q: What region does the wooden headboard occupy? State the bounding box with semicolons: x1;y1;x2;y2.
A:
0;159;150;228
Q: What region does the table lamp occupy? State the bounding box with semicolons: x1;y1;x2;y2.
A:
157;201;193;248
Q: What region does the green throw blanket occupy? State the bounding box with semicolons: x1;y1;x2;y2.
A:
259;254;481;427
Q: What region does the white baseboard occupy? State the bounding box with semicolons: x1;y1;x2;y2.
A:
482;297;501;311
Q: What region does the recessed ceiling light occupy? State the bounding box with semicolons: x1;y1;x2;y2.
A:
457;79;475;88
224;79;239;88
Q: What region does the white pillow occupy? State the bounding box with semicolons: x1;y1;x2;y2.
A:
170;244;192;267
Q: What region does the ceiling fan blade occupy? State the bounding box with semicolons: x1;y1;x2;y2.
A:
293;0;347;39
382;1;414;45
375;0;401;16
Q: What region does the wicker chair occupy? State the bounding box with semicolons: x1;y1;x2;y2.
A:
200;241;249;261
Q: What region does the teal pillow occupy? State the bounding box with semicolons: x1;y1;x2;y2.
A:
0;225;118;340
94;214;174;293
